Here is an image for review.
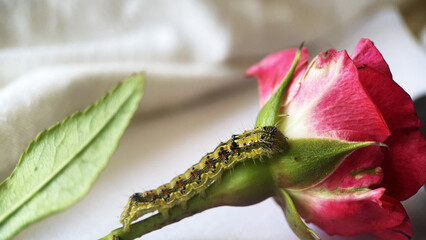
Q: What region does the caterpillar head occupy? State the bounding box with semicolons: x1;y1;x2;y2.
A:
261;126;288;153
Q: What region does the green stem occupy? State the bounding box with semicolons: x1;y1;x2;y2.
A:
99;195;213;240
99;160;276;240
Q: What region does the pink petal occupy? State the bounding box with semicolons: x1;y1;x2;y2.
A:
280;49;390;142
357;66;421;131
318;144;384;191
380;128;426;200
351;38;392;79
370;195;413;240
355;65;426;200
352;44;425;200
291;188;412;239
246;48;309;106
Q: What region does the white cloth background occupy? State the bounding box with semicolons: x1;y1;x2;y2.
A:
1;1;425;240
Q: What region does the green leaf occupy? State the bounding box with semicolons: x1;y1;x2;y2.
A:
275;188;320;240
0;74;145;239
270;138;379;190
255;46;301;128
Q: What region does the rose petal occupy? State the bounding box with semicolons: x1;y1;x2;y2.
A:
380;128;426;200
246;48;309;106
318;145;384;191
351;38;392;79
280;49;390;142
357;66;421;131
371;195;413;240
290;188;412;239
356;65;426;200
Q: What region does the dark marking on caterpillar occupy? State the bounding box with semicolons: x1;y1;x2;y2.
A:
120;126;287;231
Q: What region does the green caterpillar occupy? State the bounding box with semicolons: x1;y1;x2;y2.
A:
120;126;287;231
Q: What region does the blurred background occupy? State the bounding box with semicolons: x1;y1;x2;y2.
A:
0;0;425;239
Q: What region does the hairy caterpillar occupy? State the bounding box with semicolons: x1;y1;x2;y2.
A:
120;126;287;231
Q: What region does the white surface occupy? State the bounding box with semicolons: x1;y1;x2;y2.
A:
1;2;426;240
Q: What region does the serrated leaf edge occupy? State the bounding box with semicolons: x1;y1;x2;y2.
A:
0;73;144;224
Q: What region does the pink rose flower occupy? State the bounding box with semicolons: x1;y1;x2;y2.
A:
246;39;426;239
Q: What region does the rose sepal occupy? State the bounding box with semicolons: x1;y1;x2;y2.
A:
255;44;302;128
271;138;384;190
274;188;320;240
